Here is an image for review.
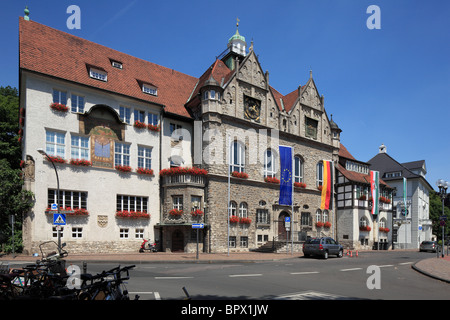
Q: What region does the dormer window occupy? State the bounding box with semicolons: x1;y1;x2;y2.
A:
111;60;123;69
142;84;157;96
89;68;107;82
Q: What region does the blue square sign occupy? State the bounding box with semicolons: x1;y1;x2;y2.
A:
53;213;66;225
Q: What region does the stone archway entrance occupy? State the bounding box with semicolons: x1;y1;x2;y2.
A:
172;229;184;252
278;211;290;240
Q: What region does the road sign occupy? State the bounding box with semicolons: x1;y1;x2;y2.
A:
285;217;291;222
51;203;58;210
440;220;446;227
53;213;66;226
192;223;204;229
440;216;448;221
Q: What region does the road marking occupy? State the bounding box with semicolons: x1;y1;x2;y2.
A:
155;276;194;279
229;274;262;278
399;262;413;265
274;290;347;300
377;265;394;268
290;271;320;275
340;268;363;272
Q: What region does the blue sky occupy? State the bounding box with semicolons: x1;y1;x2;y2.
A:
1;0;449;190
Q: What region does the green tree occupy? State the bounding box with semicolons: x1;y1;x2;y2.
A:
0;86;33;253
429;191;450;240
0;86;21;168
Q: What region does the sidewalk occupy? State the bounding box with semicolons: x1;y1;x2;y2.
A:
1;250;450;283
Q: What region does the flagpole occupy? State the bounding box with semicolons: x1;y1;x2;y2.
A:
227;135;230;257
291;148;294;255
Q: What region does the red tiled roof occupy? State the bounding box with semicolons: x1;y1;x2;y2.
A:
339;144;356;160
336;163;390;188
19;18;198;118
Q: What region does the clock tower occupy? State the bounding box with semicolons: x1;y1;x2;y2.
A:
222;19;247;70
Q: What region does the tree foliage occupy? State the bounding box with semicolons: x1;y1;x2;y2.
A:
429;190;450;239
0;86;33;253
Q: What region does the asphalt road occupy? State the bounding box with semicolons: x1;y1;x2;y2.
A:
83;251;449;300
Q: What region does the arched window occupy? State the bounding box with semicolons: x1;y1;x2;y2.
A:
264;149;277;178
230;141;245;173
359;217;369;228
294;156;304;183
322;210;329;222
316;209;322;222
379;218;387;229
239;202;248;218
316;161;323;187
228;201;237;217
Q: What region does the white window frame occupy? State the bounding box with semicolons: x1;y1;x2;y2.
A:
53;89;67;104
148;112;159;126
46;130;65;158
264;149;277;178
228;201;237;217
116;195;148;212
71;135;89;160
119;106;131;124
172;196;183;211
114;142;130;166
142;84;157;96
89;68;107;81
48;189;87;210
294;156;304;183
135;228;144;239
120;228;129;239
71;94;85;113
239;202;248;218
230;141;245;173
316;161;323;187
135;109;146;123
72;227;83;238
138;146;152;169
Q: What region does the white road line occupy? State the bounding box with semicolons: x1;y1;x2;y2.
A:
229;274;262;278
340;268;363;272
154;276;194;279
290;271;320;275
377;265;394;268
154;292;161;300
399;262;413;265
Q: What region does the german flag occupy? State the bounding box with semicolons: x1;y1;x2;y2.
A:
320;160;333;210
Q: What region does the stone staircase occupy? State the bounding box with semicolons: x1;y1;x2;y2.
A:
252;241;287;253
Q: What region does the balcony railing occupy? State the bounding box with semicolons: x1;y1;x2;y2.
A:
162;174;206;186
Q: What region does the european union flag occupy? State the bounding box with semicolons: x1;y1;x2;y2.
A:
279;146;293;206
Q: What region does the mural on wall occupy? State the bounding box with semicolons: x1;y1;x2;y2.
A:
79;104;125;169
90;125;117;168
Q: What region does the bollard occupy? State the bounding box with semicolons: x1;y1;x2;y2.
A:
83;261;87;274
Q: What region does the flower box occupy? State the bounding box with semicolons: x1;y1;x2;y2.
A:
160;167;208;176
116;210;150;219
133;120;147;129
317;185;323;191
379;227;390;233
379;196;391;204
316;221;324;228
324;221;331;228
45;207;89;216
147;124;160;132
294;182;306;188
229;215;239;223
70;159;92;166
115;165;132;172
239;217;252;224
169;209;183;217
231;171;248;179
359;225;372;232
358;195;367;201
191;209;204;217
264;177;280;184
45;155;66;164
136;167;154;175
50;103;69;112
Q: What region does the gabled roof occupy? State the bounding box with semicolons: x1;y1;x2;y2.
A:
367;152;433;190
337;144;391;188
19;18;198;118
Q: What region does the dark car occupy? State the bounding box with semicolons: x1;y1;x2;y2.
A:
419;241;438;253
302;237;344;259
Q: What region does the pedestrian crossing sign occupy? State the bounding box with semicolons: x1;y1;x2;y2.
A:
53;213;66;225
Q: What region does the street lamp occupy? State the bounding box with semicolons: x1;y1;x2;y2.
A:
436;179;448;258
37;148;62;254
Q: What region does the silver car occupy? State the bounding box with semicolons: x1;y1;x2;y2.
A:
419;241;438;252
302;237;344;259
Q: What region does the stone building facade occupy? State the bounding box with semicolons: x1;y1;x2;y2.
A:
19;16;341;254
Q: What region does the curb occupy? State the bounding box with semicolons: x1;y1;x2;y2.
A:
411;260;450;284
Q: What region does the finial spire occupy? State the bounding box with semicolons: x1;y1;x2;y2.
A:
24;6;30;21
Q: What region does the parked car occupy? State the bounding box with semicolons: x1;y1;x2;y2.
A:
302;237;343;259
419;241;438;253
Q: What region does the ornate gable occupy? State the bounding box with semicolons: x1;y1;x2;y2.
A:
300;76;323;112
